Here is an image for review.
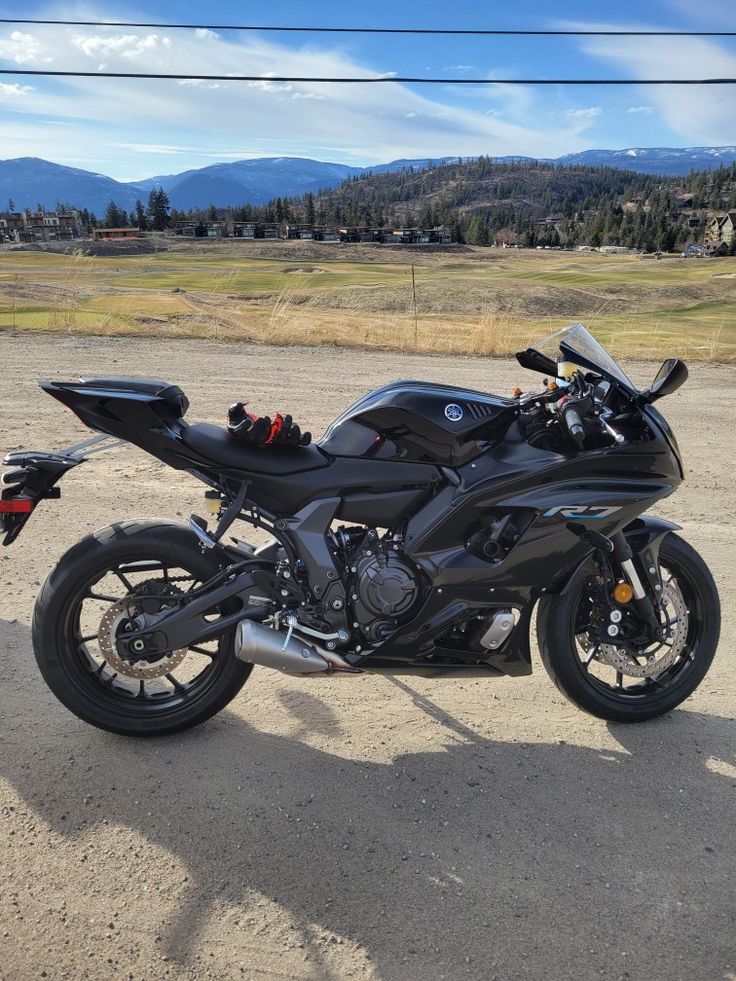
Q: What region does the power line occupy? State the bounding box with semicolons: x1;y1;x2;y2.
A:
1;18;735;37
1;69;734;84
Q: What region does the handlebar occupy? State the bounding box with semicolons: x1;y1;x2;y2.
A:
562;404;585;443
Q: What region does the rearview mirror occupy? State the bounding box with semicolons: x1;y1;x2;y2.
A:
644;359;688;402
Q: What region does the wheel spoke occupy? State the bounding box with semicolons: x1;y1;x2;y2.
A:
113;569;134;592
136;680;146;699
582;645;599;666
85;590;121;603
79;633;98;644
190;644;216;658
615;671;624;688
166;672;186;692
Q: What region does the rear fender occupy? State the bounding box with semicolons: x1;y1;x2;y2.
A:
1;433;125;546
1;451;81;545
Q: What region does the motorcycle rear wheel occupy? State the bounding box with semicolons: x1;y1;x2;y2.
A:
537;533;720;723
32;520;253;736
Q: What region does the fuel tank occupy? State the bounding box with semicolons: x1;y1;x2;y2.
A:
319;380;517;466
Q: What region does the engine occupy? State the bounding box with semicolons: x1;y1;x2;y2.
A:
336;528;421;644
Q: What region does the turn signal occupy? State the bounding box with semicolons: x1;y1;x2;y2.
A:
613;582;634;604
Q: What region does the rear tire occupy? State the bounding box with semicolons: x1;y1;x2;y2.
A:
32;520;253;736
537;533;720;723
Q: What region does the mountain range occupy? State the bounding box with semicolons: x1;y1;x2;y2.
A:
1;147;735;215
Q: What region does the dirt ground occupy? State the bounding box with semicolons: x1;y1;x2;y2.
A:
0;333;734;981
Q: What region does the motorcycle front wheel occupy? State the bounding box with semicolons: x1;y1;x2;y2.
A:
32;520;253;736
537;533;720;723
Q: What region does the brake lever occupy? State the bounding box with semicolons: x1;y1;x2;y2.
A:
599;408;625;445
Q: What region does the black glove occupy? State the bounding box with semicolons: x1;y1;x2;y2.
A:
227;403;311;446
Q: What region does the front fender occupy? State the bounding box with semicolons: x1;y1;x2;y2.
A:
555;516;681;595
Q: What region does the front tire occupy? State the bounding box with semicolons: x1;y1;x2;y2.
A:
537;533;720;723
32;520;253;736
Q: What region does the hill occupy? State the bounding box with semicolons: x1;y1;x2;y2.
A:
2;148;736;215
278;157;736;250
0;156;457;214
0;158;141;215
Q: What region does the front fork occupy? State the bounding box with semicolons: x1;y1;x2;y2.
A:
611;531;666;640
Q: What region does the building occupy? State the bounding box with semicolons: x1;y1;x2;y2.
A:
232;222;256;239
0;209;83;243
173;220;227;238
313;226;338;242
704;211;736;250
93;227;141;240
278;222;315;240
160;220;452;246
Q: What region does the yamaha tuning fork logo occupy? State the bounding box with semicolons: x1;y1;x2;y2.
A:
444;403;464;422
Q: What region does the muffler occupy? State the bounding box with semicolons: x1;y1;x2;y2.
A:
235;619;357;674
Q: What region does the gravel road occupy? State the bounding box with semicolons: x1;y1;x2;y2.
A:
0;334;734;981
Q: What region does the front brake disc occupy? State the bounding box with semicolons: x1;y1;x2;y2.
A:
596;578;689;678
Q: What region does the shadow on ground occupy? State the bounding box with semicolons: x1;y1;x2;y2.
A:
1;618;734;980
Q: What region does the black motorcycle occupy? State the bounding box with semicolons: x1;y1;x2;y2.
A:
1;325;720;735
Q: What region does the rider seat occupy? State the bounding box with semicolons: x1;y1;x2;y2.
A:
180;422;329;476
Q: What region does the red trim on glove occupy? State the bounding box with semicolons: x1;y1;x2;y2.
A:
266;412;284;445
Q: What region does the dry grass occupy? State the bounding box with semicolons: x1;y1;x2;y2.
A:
1;245;734;362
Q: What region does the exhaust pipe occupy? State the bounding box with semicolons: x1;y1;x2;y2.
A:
235;619;358;674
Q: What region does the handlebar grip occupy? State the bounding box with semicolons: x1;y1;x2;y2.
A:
563;406;585;442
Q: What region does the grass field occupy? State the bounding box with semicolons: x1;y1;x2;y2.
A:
0;243;734;360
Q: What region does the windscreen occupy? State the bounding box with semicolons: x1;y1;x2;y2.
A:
531;323;636;392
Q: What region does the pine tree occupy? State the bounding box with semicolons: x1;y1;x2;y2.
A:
305;192;315;225
104;200;124;227
134;199;148;230
147;187;171;231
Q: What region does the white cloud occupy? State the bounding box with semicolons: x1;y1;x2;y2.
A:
0;29;52;64
565;107;602;120
627;105;654;114
0;82;33;96
72;32;172;61
0;19;627;178
116;143;192;154
177;79;222;90
578;26;736;143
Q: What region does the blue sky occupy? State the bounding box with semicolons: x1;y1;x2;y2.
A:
0;0;735;180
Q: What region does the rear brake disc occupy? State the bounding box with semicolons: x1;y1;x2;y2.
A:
97;597;188;681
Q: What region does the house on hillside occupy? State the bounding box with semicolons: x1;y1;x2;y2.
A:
93;227;141;240
704;211;736;250
0;210;82;243
313;226;338;242
232;222;256;239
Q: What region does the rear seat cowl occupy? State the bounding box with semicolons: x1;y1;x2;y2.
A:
74;378;189;417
